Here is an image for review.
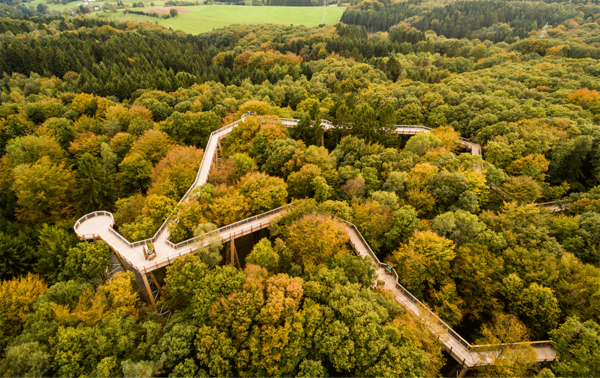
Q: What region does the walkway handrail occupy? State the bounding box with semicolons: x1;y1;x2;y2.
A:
74;210;114;232
140;204;291;273
168;203;292;249
74;113;555;367
337;214;557;363
337;217;474;352
471;340;554;351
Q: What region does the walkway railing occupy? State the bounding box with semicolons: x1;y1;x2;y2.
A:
166;204;291;250
338;215;554;367
74;113;556;367
74;211;114;233
338;218;473;361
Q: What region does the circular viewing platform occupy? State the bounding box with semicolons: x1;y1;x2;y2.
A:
74;211;115;240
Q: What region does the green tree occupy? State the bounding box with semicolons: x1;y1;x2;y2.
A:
44;117;74;149
246;238;279;272
162;111;220;147
384;205;420;250
36;3;48;12
352;103;378;142
76;153;112;214
388;230;458;321
287;164;322;199
36;224;79;283
577;212;600;265
193;223;223;268
232;153;255;179
431;210;487;246
404;132;442;156
0;232;34;280
262;138;302;178
317;200;353;221
151;321;198;375
550;316;600;378
6;135;66;167
60;241;111;283
475;313;537;377
427;172;469;212
515;282;561;339
118;153;153;195
312;176;333;202
296;360;326;377
170;8;178;17
370;191;399;211
0;342;50;377
164;254;209;310
382;171;408;197
453;242;504;320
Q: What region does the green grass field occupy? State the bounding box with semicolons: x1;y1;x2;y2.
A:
34;0;345;35
156;5;345;34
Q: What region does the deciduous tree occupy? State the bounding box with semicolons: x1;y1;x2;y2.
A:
13;156;75;224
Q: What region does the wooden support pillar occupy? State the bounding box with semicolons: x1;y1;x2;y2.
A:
217;140;223;160
112;249;129;273
253;230;259;243
225;242;230;264
142;274;158;313
229;240;241;269
447;363;461;377
149;272;163;292
457;366;467;378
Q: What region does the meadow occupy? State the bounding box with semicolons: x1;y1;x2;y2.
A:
32;0;346;34
154;5;345;34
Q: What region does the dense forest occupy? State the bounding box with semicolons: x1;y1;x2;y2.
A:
1;0;600;376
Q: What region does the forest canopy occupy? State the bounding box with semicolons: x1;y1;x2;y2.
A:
1;0;600;376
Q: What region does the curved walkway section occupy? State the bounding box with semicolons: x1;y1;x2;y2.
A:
73;115;556;367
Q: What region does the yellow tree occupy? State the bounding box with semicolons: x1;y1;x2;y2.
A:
238;172;288;214
0;273;47;325
285;214;350;267
388;230;461;324
474;313;537;377
12;156;75;224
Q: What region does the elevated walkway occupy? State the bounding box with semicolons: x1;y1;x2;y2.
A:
340;219;556;368
73;115;555;368
280;118;481;156
74;115;483;273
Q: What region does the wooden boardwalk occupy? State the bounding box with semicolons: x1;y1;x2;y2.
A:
342;222;556;368
75;115;484;273
73;115;555;368
280;118;482;156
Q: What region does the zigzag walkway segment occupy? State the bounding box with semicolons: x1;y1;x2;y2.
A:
74;115;555;369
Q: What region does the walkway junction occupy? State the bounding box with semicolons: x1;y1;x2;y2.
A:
74;114;556;371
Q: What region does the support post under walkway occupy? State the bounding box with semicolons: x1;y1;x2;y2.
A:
142;273;158;313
